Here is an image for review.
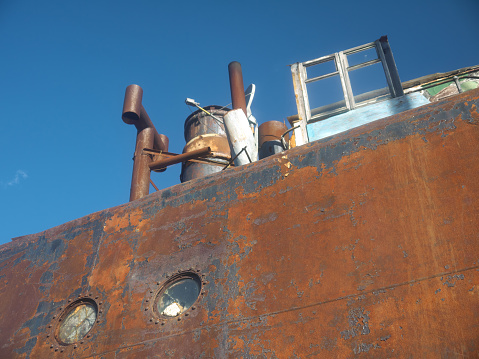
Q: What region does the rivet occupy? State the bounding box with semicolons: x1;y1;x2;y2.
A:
161;322;165;326
52;315;56;319
46;334;50;338
156;282;160;285
191;306;196;310
144;308;148;311
58;307;63;311
80;341;84;344
177;317;181;321
145;299;149;302
196;269;200;272
149;290;153;294
60;349;64;353
99;310;102;313
50;345;54;349
149;318;153;322
96;320;100;323
166;274;170;278
155;321;159;325
54;348;58;352
74;345;78;349
95;296;99;299
59;318;62;322
185;313;189;316
68;299;72;302
99;302;103;305
89;293;93;297
48;325;52;328
86;334;91;338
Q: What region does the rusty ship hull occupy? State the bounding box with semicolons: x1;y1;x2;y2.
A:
1;88;479;358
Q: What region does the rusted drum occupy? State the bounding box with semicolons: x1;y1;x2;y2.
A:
258;121;289;159
181;106;231;182
184;106;229;141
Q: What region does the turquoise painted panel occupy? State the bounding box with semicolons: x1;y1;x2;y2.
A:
306;93;430;142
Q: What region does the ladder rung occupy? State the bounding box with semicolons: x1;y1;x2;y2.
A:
347;58;381;72
343;41;377;55
301;54;335;68
305;71;339;83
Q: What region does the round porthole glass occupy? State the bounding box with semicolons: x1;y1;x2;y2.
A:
156;273;202;317
57;299;97;344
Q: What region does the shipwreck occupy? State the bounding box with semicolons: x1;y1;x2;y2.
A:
1;36;478;358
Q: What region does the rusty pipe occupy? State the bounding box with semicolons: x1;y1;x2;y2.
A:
122;84;169;152
228;62;247;116
130;127;154;202
258;121;289;149
149;147;211;172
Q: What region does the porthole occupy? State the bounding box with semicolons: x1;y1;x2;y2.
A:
56;298;97;345
155;272;202;317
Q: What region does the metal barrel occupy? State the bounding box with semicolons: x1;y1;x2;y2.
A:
258;121;289;160
183;105;228;140
181;106;231;182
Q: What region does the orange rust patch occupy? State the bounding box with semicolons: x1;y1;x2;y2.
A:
89;239;133;290
103;207;144;233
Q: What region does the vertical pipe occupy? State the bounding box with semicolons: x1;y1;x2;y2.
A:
130;127;154;201
228;61;247;116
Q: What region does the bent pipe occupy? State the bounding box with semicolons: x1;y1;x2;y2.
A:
122;84;169;152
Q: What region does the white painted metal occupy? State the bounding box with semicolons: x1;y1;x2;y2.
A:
245;83;258;154
291;63;311;146
224;109;258;166
337;52;355;110
245;84;255;119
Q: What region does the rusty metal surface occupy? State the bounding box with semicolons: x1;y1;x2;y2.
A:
183;135;231;159
258;121;288;159
228;61;247;116
129;127;154;202
180;161;226;183
149;147;211;172
182;106;231;182
1;89;479;358
184;106;228;141
122;84;169;152
258;121;288;148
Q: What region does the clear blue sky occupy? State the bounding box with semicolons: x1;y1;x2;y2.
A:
1;0;478;244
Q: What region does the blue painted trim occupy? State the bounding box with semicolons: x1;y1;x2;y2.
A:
307;93;430;142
